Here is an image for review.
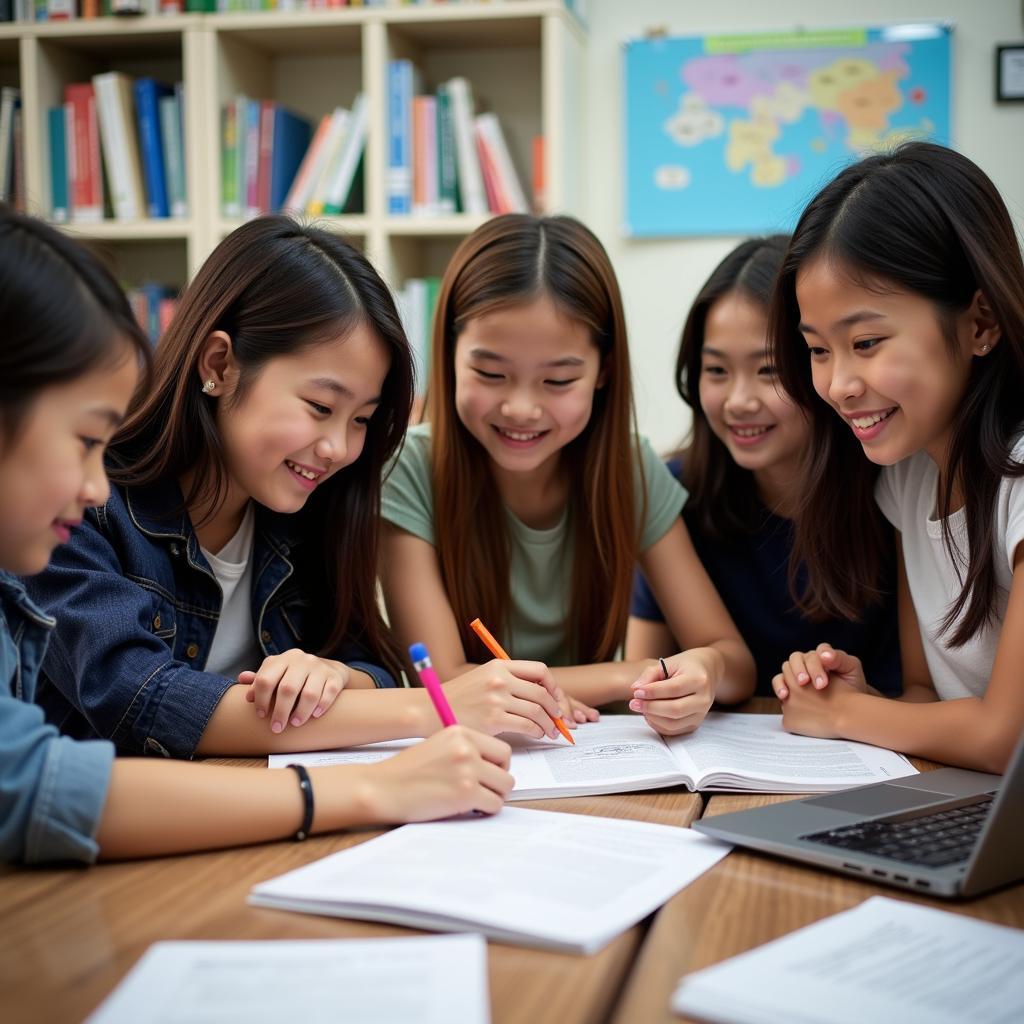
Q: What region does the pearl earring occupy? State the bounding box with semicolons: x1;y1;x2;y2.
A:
980;344;990;355
201;380;216;394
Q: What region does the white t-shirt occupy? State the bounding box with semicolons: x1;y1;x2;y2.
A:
874;441;1024;699
200;503;262;679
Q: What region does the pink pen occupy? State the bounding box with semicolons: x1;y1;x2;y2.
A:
409;642;458;727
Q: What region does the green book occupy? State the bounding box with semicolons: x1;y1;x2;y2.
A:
435;85;458;214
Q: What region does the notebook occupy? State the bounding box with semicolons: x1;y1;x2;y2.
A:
270;714;916;798
249;806;731;954
671;896;1024;1024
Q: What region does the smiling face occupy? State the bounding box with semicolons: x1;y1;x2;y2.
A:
0;347;139;576
452;294;604;480
795;258;979;467
213;323;390;514
698;290;808;490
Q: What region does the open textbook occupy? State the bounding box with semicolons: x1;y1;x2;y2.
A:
249;806;731;954
671;896;1024;1024
269;713;916;798
85;934;490;1024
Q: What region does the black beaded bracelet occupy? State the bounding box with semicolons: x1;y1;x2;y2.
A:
287;763;314;841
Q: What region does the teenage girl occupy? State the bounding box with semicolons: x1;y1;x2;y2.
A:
0;209;513;864
380;214;755;736
626;237;901;697
26;215;567;760
769;142;1024;773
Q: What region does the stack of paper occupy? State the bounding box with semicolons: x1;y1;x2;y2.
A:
249;806;731;954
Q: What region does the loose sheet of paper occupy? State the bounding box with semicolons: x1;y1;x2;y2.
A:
86;934;490;1024
672;896;1024;1024
250;806;731;953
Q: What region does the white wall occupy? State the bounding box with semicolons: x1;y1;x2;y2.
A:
580;0;1024;453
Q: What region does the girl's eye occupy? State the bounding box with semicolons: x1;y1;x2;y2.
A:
757;365;777;377
354;415;371;427
80;436;103;453
853;337;884;352
545;379;578;388
305;400;332;416
807;346;828;358
701;365;726;377
474;368;504;381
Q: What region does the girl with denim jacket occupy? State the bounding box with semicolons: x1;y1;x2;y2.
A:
1;210;519;863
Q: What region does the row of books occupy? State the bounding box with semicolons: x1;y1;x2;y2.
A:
50;75;187;223
387;66;532;218
394;275;439;393
221;95;365;217
0;0;527;18
0;87;25;212
126;282;179;343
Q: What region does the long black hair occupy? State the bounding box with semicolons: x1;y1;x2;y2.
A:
0;206;150;440
769;143;1024;646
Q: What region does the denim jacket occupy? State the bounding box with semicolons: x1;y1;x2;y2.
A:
26;477;395;760
0;572;113;864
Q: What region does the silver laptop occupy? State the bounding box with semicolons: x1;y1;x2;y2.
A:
694;732;1024;898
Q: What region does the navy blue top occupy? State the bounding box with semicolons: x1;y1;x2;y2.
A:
631;459;902;697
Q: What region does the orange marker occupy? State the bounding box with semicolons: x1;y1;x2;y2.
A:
469;617;575;745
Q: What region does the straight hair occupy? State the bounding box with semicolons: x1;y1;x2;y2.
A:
426;214;641;663
674;235;791;540
769;143;1024;645
110;216;414;675
0;206;150;440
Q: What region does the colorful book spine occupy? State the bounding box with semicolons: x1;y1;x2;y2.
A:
281;110;332;214
134;78;172;218
532;134;544;214
435;85;458;214
268;106;312;212
411;95;438;216
221;101;239;216
159;91;187;217
475;112;528;214
323;93;367;215
386;60;419;215
242;98;261;218
306;107;349;216
256;100;274;214
0;87;18;202
444;76;487;215
92;71;146;221
63;83;103;222
47;105;69;222
475;131;501;214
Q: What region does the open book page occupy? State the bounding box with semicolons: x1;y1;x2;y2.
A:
249;806;731;954
672;895;1024;1024
503;717;684;798
85;934;490;1024
268;738;417;770
665;713;917;793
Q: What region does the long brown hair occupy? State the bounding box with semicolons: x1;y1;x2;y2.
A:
426;214;641;664
769;143;1024;646
110;216;414;674
674;235;791;540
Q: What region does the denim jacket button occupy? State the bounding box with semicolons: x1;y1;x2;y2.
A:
152;614;161;630
260;630;271;644
169;543;180;557
185;642;199;659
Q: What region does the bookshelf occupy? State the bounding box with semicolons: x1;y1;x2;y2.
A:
6;2;584;298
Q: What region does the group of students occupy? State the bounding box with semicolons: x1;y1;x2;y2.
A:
2;141;1023;868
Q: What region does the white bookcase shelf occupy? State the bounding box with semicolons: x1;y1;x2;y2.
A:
6;2;584;294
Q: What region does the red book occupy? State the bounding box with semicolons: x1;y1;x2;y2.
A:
256;100;275;214
158;297;178;339
64;83;103;221
532;135;544;214
474;130;505;214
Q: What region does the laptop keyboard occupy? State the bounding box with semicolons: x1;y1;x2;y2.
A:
801;794;996;868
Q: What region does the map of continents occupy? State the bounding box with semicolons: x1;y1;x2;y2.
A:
624;26;951;236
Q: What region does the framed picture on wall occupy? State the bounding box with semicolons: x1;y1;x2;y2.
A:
996;44;1024;102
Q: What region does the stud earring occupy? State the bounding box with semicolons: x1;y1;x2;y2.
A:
201;380;216;394
980;344;990;355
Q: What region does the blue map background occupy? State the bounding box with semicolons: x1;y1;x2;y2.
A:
623;25;952;237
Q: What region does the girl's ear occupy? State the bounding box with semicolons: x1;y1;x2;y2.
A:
195;331;235;395
965;290;1002;357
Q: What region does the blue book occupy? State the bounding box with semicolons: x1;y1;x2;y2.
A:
386;59;420;215
268;107;312;213
47;105;68;222
139;282;172;343
133;78;172;218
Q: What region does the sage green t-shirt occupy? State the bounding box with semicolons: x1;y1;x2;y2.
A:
381;423;687;666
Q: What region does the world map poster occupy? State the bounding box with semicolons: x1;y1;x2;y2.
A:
623;24;952;237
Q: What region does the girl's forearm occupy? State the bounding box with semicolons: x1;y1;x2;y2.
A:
836;691;1014;774
703;640;755;704
96;759;382;860
196;685;434;757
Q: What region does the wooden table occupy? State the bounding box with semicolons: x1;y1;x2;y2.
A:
612;752;1024;1023
0;783;702;1024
